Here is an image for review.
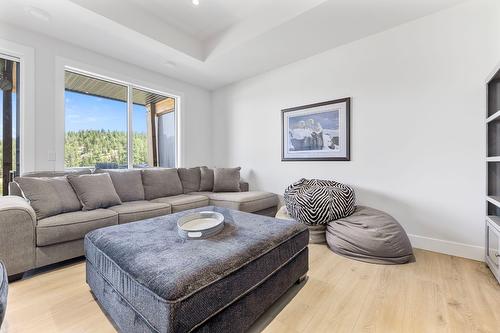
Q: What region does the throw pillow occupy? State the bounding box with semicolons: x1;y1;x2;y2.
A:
67;173;122;210
15;176;82;220
177;167;201;194
213;167;241;192
95;169;145;202
141;168;184;200
199;166;214;191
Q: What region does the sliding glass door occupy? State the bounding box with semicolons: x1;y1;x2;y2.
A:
0;55;20;195
157;111;176;168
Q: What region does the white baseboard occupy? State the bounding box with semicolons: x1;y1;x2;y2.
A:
408;234;484;261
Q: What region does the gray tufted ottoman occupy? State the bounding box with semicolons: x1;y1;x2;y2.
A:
0;261;7;328
85;206;309;333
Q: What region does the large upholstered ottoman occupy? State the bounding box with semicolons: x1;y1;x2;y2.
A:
85;206;309;333
0;261;7;328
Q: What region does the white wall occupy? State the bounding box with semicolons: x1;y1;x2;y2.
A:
212;0;500;260
0;23;212;171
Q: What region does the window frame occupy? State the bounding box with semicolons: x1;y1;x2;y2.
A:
63;67;178;169
0;39;36;175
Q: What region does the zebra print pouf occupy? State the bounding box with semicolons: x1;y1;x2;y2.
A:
284;178;356;226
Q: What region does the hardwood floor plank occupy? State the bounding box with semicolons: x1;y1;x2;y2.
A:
2;246;500;333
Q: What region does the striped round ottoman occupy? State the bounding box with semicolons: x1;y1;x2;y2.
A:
284;178;356;226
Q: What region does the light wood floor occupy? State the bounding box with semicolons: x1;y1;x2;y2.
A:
2;245;500;333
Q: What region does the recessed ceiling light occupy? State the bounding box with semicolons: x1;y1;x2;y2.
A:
192;0;200;6
24;6;51;22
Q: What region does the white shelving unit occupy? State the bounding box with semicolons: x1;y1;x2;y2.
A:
487;195;500;207
486;110;500;123
487;110;500;123
486;68;500;283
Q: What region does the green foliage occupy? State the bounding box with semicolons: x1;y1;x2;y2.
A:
0;139;17;192
65;130;148;167
0;139;17;170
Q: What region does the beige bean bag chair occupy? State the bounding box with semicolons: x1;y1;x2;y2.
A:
326;206;413;264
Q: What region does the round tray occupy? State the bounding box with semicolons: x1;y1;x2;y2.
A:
177;211;225;239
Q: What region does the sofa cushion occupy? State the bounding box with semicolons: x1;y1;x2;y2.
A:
141;169;183;200
108;201;171;224
199;166;214;191
37;209;118;246
68;173;122;211
191;191;278;213
15;176;82;220
95;169;145;202
20;169;92;177
150;194;209;213
213;167;241;192
10;170;91;198
177;167;201;194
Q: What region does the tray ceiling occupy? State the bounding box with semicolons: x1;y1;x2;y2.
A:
0;0;466;89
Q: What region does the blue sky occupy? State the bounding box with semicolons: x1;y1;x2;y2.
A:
0;91;148;139
65;91;147;133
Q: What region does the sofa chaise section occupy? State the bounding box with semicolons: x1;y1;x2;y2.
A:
192;191;279;216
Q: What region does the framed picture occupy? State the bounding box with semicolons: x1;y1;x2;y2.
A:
282;97;350;161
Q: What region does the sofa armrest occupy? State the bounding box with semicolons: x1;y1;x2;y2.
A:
239;181;249;192
0;196;36;276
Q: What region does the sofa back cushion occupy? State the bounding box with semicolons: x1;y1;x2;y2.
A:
141;168;183;200
199;166;214;191
68;173;122;211
95;169;145;202
177;167;201;194
213;167;242;192
9;169;92;197
21;169;92;177
15;176;82;220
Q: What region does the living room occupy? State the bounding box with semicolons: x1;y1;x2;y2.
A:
0;0;499;332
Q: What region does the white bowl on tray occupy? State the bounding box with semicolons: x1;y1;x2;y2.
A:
177;211;225;239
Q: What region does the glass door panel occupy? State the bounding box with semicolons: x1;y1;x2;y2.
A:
132;88;175;168
0;56;20;195
157;111;176;168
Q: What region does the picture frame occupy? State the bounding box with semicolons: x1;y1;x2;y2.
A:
281;97;350;161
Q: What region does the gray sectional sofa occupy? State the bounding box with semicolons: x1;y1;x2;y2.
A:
0;167;279;280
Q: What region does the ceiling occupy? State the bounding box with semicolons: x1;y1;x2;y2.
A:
127;0;270;41
0;0;466;90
